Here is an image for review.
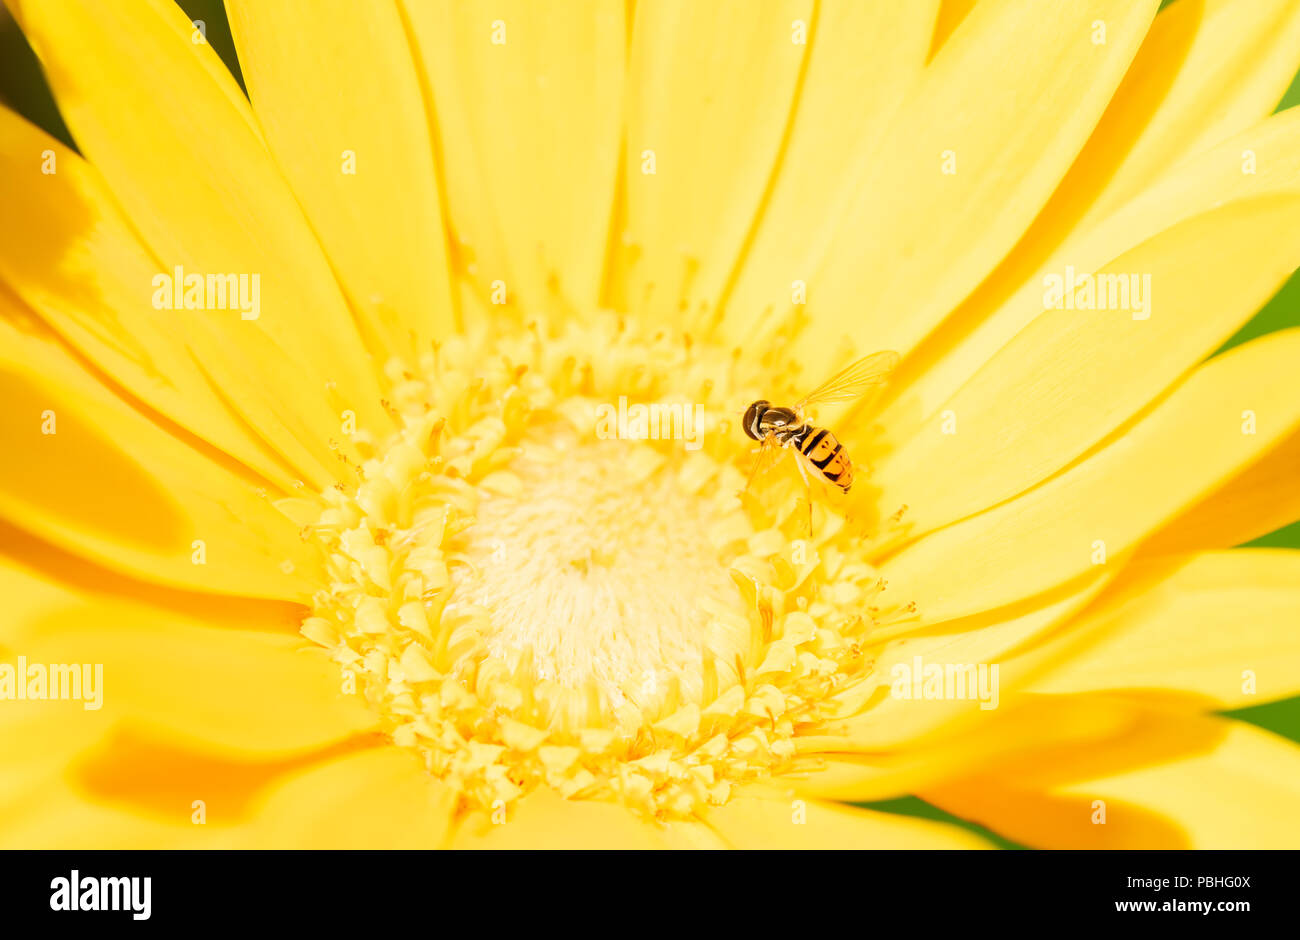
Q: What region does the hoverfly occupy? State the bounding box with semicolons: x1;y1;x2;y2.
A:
741;350;899;497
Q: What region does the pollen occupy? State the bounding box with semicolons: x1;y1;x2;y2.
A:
299;313;904;820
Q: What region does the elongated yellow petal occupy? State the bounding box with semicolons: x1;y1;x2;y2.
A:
881;100;1300;433
923;0;1300;363
703;790;991;848
793;693;1138;803
69;728;355;830
0;320;317;599
925;715;1300;848
1139;429;1300;553
226;0;458;358
873;196;1300;536
1079;0;1300;227
451;787;672;848
827;571;1111;748
0;108;332;490
778;0;1159;383
2;731;390;848
239;747;457;848
6;0;389;434
400;0;625;314
36;621;373;759
0;556;376;755
717;0;937;344
880;328;1300;623
608;0;810;321
0;777;226;849
1027;551;1300;707
0;517;307;634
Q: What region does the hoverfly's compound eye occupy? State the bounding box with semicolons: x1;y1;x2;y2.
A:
742;400;769;440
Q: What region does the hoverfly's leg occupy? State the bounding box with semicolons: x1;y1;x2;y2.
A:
744;436;778;494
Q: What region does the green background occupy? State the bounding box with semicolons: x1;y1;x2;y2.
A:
1;0;1296;848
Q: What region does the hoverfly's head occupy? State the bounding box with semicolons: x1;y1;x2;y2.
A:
742;400;770;440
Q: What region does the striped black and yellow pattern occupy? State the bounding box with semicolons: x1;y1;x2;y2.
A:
796;426;853;492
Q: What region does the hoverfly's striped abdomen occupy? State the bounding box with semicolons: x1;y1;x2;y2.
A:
796;426;853;492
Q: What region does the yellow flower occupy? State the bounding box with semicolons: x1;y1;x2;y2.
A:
2;0;1300;849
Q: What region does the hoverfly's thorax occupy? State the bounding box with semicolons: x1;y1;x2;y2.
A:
759;406;804;443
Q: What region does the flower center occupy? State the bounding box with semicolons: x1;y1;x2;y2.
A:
301;314;901;819
446;427;739;730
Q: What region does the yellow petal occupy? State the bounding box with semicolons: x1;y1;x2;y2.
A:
826;571;1110;749
1077;0;1300;226
717;0;937;344
793;693;1137;803
226;0;458;357
881;99;1300;434
0;318;317;599
703;789;991;848
0;776;224;848
1;735;415;848
451;787;672;848
925;714;1300;848
607;0;811;320
873;196;1300;536
936;0;1300;353
55;726;352;833
239;747;457;848
0;703;104;808
881;328;1300;623
928;0;977;59
777;0;1159;384
1139;428;1300;553
6;0;389;434
0;107;321;489
400;0;625;313
1027;550;1300;707
657;820;731;850
0;556;377;755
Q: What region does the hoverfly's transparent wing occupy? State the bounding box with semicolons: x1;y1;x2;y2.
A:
793;350;900;412
743;435;782;494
